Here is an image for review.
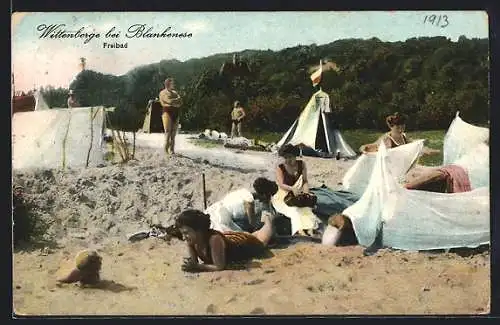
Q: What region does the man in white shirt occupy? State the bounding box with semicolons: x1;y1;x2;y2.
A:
206;177;278;233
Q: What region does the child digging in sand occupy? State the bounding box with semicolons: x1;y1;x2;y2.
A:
175;209;276;272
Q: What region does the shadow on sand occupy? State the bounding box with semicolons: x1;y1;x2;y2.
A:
268;235;322;250
13;239;62;254
81;280;137;293
423;244;490;257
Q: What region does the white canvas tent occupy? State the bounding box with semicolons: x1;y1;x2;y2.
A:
276;90;357;158
340;113;490;251
12;106;107;170
34;90;50;111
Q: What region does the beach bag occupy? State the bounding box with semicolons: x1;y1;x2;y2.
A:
284;191;317;208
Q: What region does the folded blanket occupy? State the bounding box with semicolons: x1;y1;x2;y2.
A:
310;186;360;221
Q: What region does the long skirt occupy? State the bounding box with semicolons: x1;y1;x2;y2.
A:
271;175;321;235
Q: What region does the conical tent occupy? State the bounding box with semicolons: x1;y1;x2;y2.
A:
34;90;50;111
276;90;356;158
141;99;165;133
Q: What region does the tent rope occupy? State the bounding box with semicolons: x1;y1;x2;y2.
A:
61;109;73;169
85;107;95;168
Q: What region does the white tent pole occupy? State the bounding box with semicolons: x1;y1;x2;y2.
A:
322;111;332;154
319;59;322;91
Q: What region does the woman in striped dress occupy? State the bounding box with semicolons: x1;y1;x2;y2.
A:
175;209;275;272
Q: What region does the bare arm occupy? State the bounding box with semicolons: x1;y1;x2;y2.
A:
404;169;446;190
276;167;294;192
359;143;378;153
193;235;227;272
360;135;388;153
422;146;441;156
301;161;310;193
243;201;257;227
239;108;246;120
159;90;182;108
187;243;199;263
158;90;170;107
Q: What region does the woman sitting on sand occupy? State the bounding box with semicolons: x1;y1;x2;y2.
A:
206;177;278;233
176;209;275;272
359;112;440;156
271;144;322;237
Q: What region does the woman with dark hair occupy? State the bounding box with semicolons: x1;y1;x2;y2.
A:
205;177;278;233
176;209;275;272
272;144;321;237
359;112;440;155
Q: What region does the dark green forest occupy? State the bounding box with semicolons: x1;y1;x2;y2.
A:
40;36;489;133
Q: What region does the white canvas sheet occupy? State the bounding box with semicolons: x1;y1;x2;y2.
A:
443;112;489;165
342;140;489;251
341;141;423;197
12;107;106;170
342;112;489;196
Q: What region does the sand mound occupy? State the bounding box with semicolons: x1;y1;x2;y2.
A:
12;149;287;247
12;146;490;316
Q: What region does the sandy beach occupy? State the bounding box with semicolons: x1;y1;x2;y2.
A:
12;141;490;316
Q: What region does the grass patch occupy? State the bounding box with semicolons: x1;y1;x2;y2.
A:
189;129;447;166
341;129;445;166
245;132;284;144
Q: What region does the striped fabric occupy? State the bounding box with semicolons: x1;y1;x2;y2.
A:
209;230;265;263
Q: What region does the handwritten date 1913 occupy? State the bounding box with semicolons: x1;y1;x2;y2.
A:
424;14;449;28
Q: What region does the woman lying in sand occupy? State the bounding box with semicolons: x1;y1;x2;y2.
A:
272;144;322;237
321;169;473;250
206;177;278;233
404;138;489;193
323;140;489;253
175;209;276;272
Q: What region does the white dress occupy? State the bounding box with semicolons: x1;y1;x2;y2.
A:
271;175;321;235
205;188;257;232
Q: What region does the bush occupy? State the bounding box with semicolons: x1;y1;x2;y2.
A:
12;185;47;247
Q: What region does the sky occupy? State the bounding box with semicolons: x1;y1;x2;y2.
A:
12;11;488;92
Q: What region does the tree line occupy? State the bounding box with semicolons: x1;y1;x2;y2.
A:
40;35;489;133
